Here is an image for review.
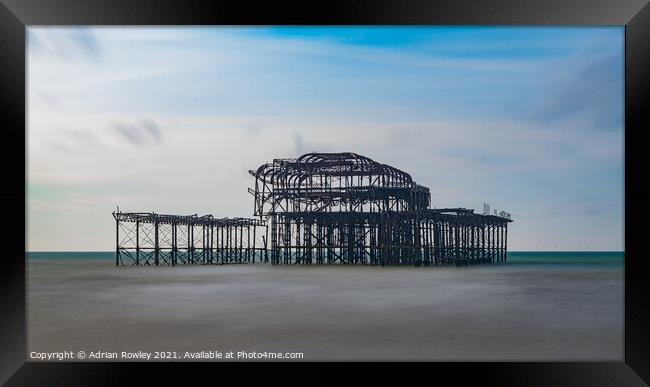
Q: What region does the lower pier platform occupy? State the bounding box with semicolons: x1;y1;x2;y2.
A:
113;211;267;266
113;208;511;267
267;208;511;266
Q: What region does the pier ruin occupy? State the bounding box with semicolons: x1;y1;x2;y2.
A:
113;212;267;266
113;152;512;267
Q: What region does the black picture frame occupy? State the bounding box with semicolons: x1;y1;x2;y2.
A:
1;0;648;385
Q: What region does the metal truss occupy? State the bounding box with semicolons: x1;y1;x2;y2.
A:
113;152;512;267
249;152;431;216
250;152;512;266
113;212;267;266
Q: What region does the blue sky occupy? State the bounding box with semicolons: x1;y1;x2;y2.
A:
27;26;624;251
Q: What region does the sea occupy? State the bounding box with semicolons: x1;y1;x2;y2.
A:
26;250;625;267
26;250;624;361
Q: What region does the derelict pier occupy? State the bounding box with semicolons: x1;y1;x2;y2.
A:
113;152;512;267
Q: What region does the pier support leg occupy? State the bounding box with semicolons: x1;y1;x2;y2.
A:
115;218;119;266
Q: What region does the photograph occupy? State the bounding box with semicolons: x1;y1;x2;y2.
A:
26;26;624;362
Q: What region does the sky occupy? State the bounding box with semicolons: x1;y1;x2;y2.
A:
27;26;624;251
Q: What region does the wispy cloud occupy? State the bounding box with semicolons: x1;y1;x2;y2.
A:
111;119;164;146
29;28;101;61
140;119;163;143
527;53;623;130
46;130;102;154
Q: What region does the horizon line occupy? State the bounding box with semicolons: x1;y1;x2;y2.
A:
25;250;625;253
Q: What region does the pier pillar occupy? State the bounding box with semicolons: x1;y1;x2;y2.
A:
115;218;119;266
136;220;140;265
154;219;159;266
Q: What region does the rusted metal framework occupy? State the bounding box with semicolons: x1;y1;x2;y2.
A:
113;152;511;267
113;212;267;266
249;152;512;266
250;152;430;216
